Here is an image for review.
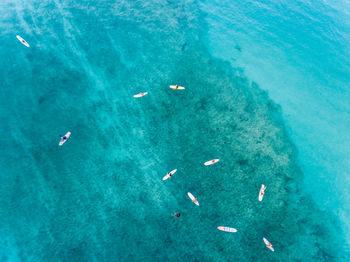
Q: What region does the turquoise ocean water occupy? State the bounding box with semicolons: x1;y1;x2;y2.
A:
0;0;349;261
200;0;350;235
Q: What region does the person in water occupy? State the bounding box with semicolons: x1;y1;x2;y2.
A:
60;135;70;142
173;213;180;218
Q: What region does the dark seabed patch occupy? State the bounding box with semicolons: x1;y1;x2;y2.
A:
235;44;241;52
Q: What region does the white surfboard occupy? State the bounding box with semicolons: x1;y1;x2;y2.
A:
16;35;30;47
217;226;237;233
169;85;185;90
259;184;267;201
133;92;148;98
162;169;177;181
59;132;71;146
263;238;274;252
204;159;220;166
187;192;199;206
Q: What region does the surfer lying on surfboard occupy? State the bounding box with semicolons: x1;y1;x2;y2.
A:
169;85;185;90
204;159;220;166
16;35;30;47
133;92;148;98
59;132;71;146
187;192;199;206
263;238;274;252
259;184;267;201
162;169;177;181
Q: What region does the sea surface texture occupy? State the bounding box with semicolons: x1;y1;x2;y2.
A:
201;0;350;236
0;0;349;261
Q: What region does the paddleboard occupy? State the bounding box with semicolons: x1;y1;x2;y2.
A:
259;184;267;201
187;192;199;206
162;169;177;181
133;92;148;98
217;226;237;233
59;132;71;146
16;35;30;47
204;159;220;166
263;238;274;252
169;85;185;90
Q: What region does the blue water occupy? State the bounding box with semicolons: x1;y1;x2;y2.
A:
200;0;350;239
0;0;349;261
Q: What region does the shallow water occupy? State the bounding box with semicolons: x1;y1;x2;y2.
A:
201;0;350;229
0;0;349;261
